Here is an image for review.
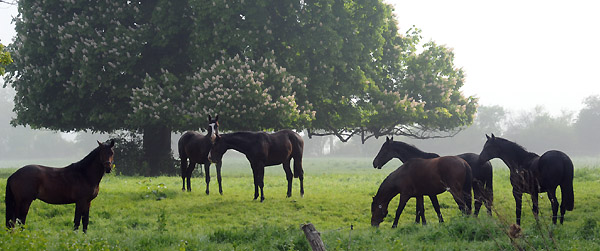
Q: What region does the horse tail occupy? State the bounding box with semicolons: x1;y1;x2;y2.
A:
560;155;574;211
462;160;473;214
288;131;304;178
5;177;15;228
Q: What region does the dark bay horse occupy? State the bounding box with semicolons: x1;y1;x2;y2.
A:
5;140;115;232
371;156;472;228
372;136;493;223
208;130;304;202
178;115;222;194
479;134;574;225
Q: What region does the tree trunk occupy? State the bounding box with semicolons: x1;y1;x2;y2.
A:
143;125;173;176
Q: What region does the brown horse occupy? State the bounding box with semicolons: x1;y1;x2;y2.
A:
5;140;115;233
208;130;304;202
372;136;493;224
371;156;472;228
178;115;222;194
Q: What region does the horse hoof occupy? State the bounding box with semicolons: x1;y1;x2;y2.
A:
219;191;223;195
391;225;397;229
205;190;210;195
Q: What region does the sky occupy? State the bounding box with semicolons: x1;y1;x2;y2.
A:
2;1;600;115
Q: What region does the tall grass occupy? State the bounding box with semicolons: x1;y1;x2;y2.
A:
1;157;599;250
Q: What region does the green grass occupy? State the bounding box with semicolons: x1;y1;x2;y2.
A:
1;157;599;250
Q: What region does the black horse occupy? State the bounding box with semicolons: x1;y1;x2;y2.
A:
371;156;472;228
373;136;493;223
5;140;115;232
479;134;574;225
178;115;222;194
208;130;304;202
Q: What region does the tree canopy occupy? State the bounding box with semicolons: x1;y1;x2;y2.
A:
5;0;477;174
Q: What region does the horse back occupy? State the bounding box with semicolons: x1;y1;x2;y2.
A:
179;131;211;163
457;153;492;183
264;130;302;165
537;150;574;189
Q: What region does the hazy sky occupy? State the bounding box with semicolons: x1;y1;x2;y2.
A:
2;1;599;115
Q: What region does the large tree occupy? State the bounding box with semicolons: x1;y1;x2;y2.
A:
6;0;476;175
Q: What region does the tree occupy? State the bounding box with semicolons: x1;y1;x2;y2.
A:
574;95;600;155
0;43;12;76
6;0;476;175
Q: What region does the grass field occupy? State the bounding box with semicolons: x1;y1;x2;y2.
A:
1;157;599;250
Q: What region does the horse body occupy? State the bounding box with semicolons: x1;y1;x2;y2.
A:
178;115;222;194
372;137;493;224
208;129;304;202
371;156;472;228
5;140;115;232
479;134;574;225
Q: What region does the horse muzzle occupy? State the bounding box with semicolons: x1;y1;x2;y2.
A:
103;161;114;173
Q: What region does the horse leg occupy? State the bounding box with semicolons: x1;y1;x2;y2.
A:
216;161;223;195
513;189;523;225
472;180;483;217
293;156;304;197
283;160;293;198
414;201;420;224
392;194;410;228
82;201;91;233
74;202;83;231
531;191;539;222
15;198;33;228
204;162;211;195
485;180;494;216
417;196;426;226
180;157;188;191
258;165;265;202
429;195;444;223
186;162;196;192
547;189;559;225
251;164;260;200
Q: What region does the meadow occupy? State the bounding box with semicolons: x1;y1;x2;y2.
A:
1;157;599;250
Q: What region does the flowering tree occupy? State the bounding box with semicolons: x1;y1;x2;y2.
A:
6;0;477;175
0;44;11;76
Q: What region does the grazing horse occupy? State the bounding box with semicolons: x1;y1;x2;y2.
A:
208;130;304;202
372;137;493;224
479;134;574;225
5;140;115;233
178;115;222;194
371;156;472;228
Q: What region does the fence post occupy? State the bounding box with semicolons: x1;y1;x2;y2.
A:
301;223;326;251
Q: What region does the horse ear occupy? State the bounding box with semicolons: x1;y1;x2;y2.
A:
491;133;496;139
486;134;490;140
109;139;115;148
208;114;212;121
386;136;390;142
97;140;102;146
215;114;219;121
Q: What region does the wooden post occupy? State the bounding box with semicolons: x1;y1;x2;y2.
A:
301;223;326;251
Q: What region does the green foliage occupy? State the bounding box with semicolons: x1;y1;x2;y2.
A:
1;158;599;250
0;43;12;76
110;131;177;176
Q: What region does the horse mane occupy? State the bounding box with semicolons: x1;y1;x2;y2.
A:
67;146;101;170
390;141;440;158
494;137;539;159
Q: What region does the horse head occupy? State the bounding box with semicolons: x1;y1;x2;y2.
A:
479;133;500;165
370;196;388;227
96;139;115;173
207;114;220;141
207;134;225;163
373;136;394;169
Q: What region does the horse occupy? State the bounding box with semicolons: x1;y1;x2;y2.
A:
372;136;493;223
371;156;472;228
178;115;222;194
207;130;304;202
479;134;574;225
5;140;115;233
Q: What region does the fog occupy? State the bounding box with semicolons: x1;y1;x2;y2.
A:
1;85;599;168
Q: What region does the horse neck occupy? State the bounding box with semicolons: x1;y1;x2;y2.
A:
391;142;439;162
498;141;539;170
374;172;401;207
222;133;256;155
73;149;105;184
